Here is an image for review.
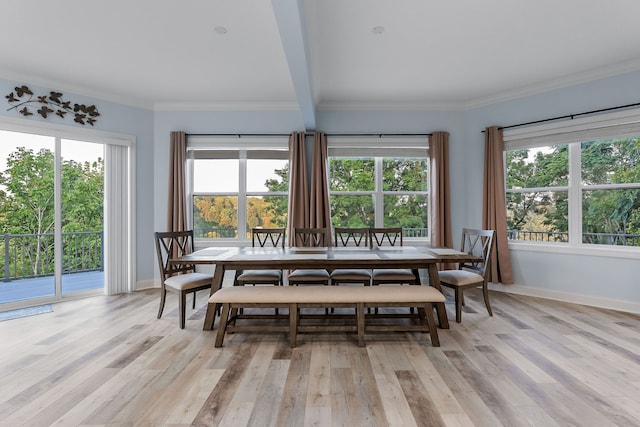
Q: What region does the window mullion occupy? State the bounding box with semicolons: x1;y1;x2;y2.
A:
374;157;384;227
238;151;247;240
568;142;582;245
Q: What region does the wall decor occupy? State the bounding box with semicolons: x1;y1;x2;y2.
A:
5;85;100;126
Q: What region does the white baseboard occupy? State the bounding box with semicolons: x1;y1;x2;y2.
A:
135;279;159;291
489;283;640;315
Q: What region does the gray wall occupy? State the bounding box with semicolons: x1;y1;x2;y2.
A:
2;69;639;311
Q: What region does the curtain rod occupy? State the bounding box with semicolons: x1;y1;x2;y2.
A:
186;132;431;137
481;101;640;133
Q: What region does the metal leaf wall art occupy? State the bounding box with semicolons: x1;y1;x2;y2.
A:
5;85;100;126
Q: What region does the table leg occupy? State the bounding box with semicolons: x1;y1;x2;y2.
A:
203;264;225;331
427;264;450;329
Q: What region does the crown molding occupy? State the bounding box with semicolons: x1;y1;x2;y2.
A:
317;100;465;112
4;58;640;114
153;101;300;112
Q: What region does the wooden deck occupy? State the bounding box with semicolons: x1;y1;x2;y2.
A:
0;271;103;304
0;287;638;426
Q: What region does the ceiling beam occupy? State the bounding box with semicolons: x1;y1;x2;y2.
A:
271;0;316;130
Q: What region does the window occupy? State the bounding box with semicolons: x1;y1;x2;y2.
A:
328;137;429;239
504;110;640;247
187;136;289;240
0;118;134;309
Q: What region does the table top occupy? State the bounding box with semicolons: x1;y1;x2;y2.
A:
174;246;476;269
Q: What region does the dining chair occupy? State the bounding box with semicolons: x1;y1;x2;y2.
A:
154;230;213;329
370;227;418;314
330;227;372;287
235;227;285;287
235;227;286;315
370;227;419;286
438;228;495;323
287;227;331;286
330;227;372;313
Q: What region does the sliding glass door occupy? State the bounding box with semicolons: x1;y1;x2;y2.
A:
0;131;107;306
60;139;105;294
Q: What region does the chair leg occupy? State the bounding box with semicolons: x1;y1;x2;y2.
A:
483;284;493;317
455;287;463;323
192;292;196;309
179;291;187;329
157;289;167;319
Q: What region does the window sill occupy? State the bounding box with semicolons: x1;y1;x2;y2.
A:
508;241;640;260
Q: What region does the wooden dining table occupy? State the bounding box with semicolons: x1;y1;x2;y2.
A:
173;245;477;331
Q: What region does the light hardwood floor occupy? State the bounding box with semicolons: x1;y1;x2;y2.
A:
0;287;639;427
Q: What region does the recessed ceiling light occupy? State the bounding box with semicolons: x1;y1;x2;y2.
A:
371;26;384;35
214;26;228;35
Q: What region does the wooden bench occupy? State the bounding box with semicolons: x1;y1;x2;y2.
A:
208;285;445;348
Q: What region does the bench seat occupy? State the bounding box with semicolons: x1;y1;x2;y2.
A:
209;285;445;348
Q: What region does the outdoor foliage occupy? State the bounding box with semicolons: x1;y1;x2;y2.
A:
192;157;429;237
506;137;640;244
0;147;104;276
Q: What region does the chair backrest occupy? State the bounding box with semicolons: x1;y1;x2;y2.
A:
369;227;403;247
459;228;495;277
252;227;285;248
294;227;330;247
334;227;370;247
154;230;197;280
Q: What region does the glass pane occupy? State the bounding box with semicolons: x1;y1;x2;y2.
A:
582;189;640;246
330;195;374;228
506;191;568;242
193;159;238;192
329;158;374;191
247;195;288;233
383;195;428;237
506;145;568;189
247;159;288;192
0;131;56;303
382;158;428;191
193;195;238;238
581;137;640;185
61;139;104;293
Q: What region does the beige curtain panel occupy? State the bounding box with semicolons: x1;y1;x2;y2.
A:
482;126;514;284
167;131;187;233
309;131;332;241
287;131;310;246
429;131;454;269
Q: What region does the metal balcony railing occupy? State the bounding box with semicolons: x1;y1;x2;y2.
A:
2;231;103;282
508;230;640;246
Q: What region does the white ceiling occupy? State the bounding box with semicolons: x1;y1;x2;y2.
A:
2;0;640;123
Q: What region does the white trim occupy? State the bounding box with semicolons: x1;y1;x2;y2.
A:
135;279;159;291
154;101;300;112
504;107;640;147
509;241;640;260
0;116;134;146
489;283;640;315
187;135;290;149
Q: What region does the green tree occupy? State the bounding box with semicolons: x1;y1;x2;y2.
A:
0;147;104;274
263;164;289;227
506;138;640;244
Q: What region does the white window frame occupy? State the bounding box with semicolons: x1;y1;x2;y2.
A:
504;108;640;259
327;136;430;242
186;135;289;244
0;116;136;308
